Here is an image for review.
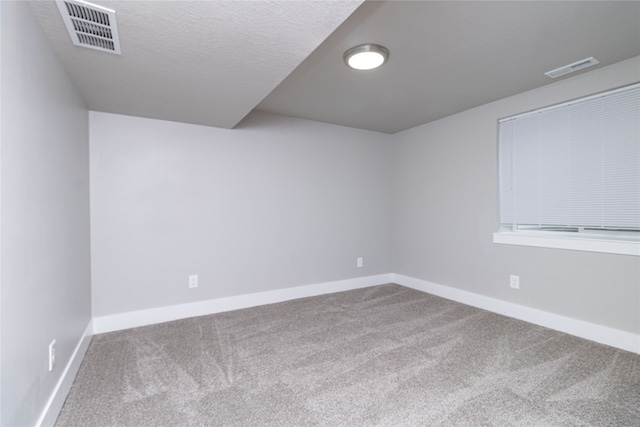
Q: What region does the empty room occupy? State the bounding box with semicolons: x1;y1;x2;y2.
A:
1;0;639;426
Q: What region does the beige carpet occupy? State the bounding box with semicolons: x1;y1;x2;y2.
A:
56;284;640;426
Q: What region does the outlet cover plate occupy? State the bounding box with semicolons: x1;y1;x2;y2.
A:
48;339;56;371
189;275;198;288
510;274;520;289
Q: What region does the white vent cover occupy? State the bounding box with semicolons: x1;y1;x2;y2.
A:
56;0;121;55
544;57;599;78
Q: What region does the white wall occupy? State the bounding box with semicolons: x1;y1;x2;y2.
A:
0;2;92;426
90;111;392;317
90;58;640;337
392;56;640;335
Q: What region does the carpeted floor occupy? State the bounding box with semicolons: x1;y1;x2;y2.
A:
56;284;640;426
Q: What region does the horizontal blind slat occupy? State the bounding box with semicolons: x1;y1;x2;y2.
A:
498;84;640;231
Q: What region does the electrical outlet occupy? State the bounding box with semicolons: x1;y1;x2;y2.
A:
48;340;56;372
189;274;198;288
357;257;363;268
510;274;520;289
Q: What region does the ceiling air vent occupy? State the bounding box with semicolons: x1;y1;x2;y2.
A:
56;0;121;55
544;57;599;79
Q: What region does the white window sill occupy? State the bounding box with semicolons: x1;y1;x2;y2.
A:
493;231;640;256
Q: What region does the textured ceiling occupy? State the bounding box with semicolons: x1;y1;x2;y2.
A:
29;1;640;134
28;0;363;129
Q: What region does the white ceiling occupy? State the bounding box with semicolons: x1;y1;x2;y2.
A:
28;0;364;129
29;0;640;134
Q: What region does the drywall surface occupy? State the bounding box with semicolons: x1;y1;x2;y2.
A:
391;56;640;335
0;2;91;426
28;0;364;130
90;111;392;316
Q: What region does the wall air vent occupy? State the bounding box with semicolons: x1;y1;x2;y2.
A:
544;57;599;79
56;0;121;55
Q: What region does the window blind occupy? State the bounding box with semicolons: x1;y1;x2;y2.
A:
499;83;640;231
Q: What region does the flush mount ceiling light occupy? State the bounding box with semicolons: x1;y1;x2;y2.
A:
344;44;389;71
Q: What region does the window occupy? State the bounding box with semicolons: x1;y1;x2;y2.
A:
494;83;640;256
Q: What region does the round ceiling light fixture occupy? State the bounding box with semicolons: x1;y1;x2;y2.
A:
343;43;389;71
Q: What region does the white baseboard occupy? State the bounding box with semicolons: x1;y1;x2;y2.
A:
93;274;393;334
36;320;93;427
93;271;639;353
392;273;640;355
